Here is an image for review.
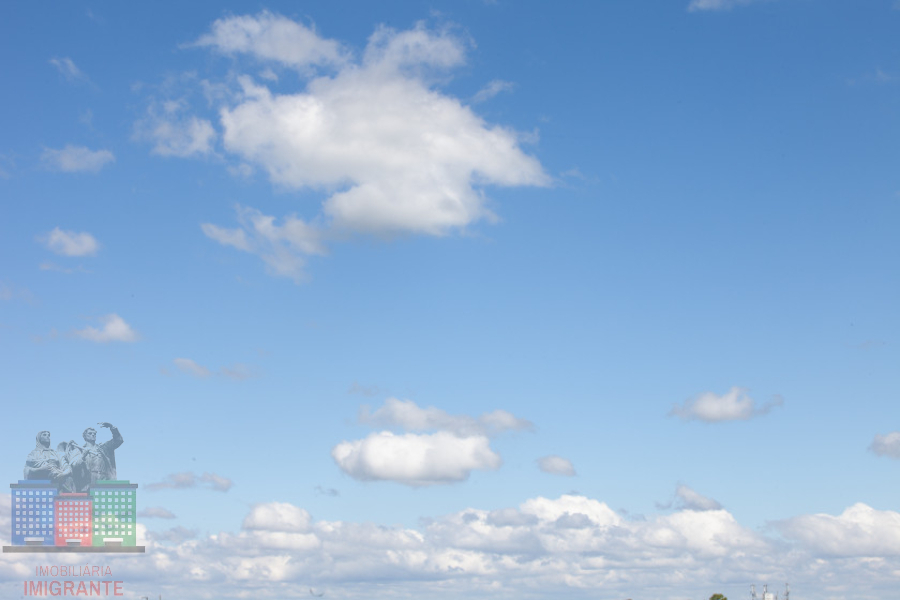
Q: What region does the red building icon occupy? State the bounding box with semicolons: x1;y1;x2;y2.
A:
54;493;92;547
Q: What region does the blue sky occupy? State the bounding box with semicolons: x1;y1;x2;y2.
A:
1;1;899;599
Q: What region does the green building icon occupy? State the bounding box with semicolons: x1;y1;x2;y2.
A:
90;480;137;547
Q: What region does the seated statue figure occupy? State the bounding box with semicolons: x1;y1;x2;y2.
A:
24;431;75;491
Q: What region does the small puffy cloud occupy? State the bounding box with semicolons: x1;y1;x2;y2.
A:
41;145;114;173
870;432;900;459
669;387;783;422
138;506;177;519
193;10;348;70
537;455;576;476
49;57;86;82
39;227;100;257
332;431;501;486
775;503;900;557
687;0;769;11
147;471;233;492
174;358;211;378
73;314;138;343
337;398;529;486
360;397;533;436
472;79;514;104
243;502;312;533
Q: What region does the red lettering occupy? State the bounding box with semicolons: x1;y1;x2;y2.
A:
49;581;61;596
76;581;87;596
90;582;100;595
64;581;74;595
103;581;111;594
114;581;123;596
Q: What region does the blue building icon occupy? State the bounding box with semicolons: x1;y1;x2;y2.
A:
10;480;57;546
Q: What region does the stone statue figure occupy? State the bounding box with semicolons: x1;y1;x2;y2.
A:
24;431;74;490
71;422;123;491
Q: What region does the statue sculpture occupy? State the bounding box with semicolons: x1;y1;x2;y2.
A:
72;423;123;492
22;423;123;492
23;431;74;490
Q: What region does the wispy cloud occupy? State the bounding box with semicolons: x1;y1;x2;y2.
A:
138;506;177;519
359;397;534;436
472;79;514;104
41;145;114;173
73;314;138;343
657;484;723;511
38;227;100;257
0;282;34;303
49;57;87;82
173;358;212;378
537;455;576;477
171;357;256;380
669;387;783;422
147;471;233;492
687;0;771;11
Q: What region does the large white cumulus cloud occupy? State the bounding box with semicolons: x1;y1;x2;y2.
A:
183;13;548;281
8;495;899;600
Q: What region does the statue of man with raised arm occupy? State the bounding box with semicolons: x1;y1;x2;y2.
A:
71;422;123;491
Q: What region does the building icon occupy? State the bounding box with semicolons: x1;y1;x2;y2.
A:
10;480;57;546
90;480;138;547
54;493;92;547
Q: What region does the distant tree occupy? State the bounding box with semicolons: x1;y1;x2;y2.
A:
709;594;727;600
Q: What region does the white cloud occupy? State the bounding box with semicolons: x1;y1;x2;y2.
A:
180;14;547;280
174;357;211;378
775;503;900;557
73;314;138;343
39;227;100;257
870;432;900;459
335;399;529;486
49;57;86;82
332;431;501;486
41;145;114;172
193;10;348;70
669;387;783;422
537;455;576;476
243;502;312;532
360;397;533;436
687;0;770;11
472;79;514;103
6;495;897;599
